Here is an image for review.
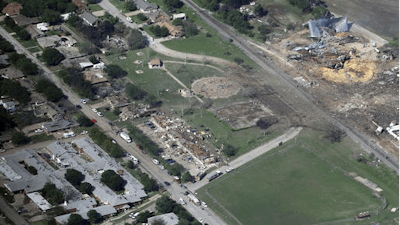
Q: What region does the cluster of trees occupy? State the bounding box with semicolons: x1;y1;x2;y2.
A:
164;0;183;10
125;1;137;11
256;117;278;129
136;13;148;21
100;170;125;191
217;7;251;34
149;25;169;38
181;171;193;183
8;53;38;75
131;168;159;192
156;196;201;225
35;79;64;102
41;182;64;205
4;16;31;41
222;144;238;157
127;29;147;50
64;169;93;194
172;19;199;37
66;214;90;225
324;125;346;143
11;131;29;145
89;127;124;158
58;68;94;99
15;0;76;25
77;114;94;127
41;48;65;66
0;108;16;134
0;36;15;53
105;64;127;79
0;78;31;104
136;210;153;223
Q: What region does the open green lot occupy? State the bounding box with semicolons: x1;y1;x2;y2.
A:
88;3;103;12
197;128;399;225
164;62;225;88
182;110;282;157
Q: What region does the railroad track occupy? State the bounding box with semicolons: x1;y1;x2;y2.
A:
182;0;399;172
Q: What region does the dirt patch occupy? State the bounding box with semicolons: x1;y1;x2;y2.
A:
192;77;240;99
319;59;377;83
213;101;275;130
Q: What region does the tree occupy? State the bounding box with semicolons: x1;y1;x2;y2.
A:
79;182;93;194
127;29;147;50
42;48;65;66
105;64;127;79
12;132;29;145
126;160;136;169
254;4;266;16
136;210;153;223
126;83;146;100
17;29;31;41
100;170;125;191
182;21;199;37
256;117;278;129
125;1;137;11
67;214;89;225
0;107;16;133
181;172;192;183
149;25;169;37
65;169;84;186
164;0;183;9
222;144;238;157
89;55;99;64
312;6;328;19
41;183;64;205
137;13;148;21
156;196;176;213
324;125;346;143
42;8;62;25
77;115;94;127
87;210;101;224
36;79;64;102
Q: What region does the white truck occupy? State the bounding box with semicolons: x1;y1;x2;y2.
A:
63;132;75;138
119;132;132;143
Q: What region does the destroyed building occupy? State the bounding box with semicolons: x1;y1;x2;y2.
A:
307;16;351;38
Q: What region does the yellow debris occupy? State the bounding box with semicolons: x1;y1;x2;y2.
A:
319;59;376;83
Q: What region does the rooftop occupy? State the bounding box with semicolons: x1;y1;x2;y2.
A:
147;212;179;225
2;3;22;16
41;119;78;133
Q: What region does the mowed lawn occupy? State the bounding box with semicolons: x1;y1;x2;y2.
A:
198;130;388;225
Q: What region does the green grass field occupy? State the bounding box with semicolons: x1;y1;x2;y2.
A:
164;62;225;88
182;110;282;157
88;3;103;12
197;128;399;225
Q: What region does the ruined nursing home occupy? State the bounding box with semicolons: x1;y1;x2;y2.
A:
307;16;351;38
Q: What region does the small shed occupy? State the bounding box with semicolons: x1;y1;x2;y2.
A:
148;58;162;68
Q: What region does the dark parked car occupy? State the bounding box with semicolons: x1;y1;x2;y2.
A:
76;104;82;109
167;171;172;176
164;181;170;186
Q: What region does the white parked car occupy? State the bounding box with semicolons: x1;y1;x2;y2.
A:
97;112;103;117
152;159;159;165
111;139;117;144
159;165;165;170
201;201;208;208
35;129;43;133
179;198;186;205
92;108;97;113
225;167;234;173
199;218;204;223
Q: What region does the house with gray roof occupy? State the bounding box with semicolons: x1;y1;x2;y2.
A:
134;0;158;12
80;11;99;27
55;205;117;224
41;118;79;133
0;67;24;80
148;212;179;225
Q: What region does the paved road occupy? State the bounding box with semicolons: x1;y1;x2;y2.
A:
0;195;29;225
188;127;302;192
0;12;228;225
181;0;399;173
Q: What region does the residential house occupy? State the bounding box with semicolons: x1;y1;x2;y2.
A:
2;3;22;17
13;15;39;27
0;67;25;80
0;55;10;67
41;118;79;133
148;58;162;68
37;35;62;48
80;11;99;27
134;0;158;13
